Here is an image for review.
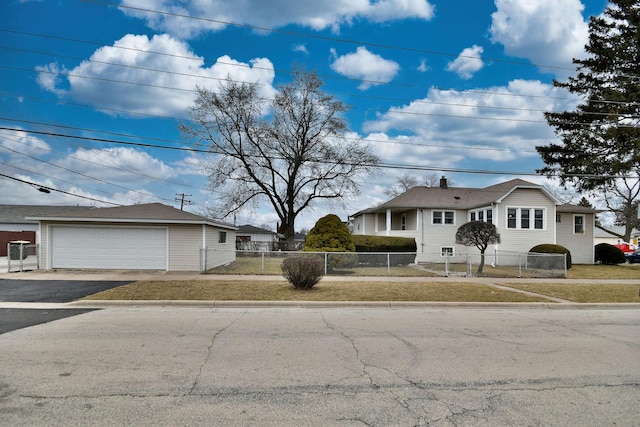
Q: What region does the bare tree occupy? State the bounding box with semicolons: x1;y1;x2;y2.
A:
598;174;640;242
384;173;452;198
384;174;419;198
181;70;379;248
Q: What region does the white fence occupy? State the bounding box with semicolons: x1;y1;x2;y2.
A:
203;250;568;278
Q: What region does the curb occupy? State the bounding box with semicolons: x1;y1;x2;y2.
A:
66;300;640;310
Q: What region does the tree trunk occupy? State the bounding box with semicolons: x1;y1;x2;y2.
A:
278;219;297;251
477;251;485;275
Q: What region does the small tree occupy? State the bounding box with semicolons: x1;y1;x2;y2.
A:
455;221;501;274
303;214;356;271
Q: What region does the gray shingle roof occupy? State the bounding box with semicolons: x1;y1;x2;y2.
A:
237;224;276;235
0;205;93;223
23;203;237;230
356;179;550;213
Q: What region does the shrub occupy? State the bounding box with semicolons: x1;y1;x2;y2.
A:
352;235;416;252
594;243;626;265
281;256;325;290
529;244;572;269
304;214;357;270
352;235;416;266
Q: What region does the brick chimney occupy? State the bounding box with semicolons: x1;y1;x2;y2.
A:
439;176;448;189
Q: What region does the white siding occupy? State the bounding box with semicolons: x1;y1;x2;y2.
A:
416;209;465;263
496;189;555;253
556;213;595;264
203;226;235;269
168;225;201;271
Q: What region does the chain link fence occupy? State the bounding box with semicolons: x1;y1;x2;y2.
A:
204;250;567;278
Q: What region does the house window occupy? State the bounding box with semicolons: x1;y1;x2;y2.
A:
433;211;455;225
507;208;517;229
507;207;545;230
556;213;562;223
219;231;227;243
521;209;530;229
534;209;544;229
574;215;585;234
470;208;492;223
401;214;406;230
441;246;454;257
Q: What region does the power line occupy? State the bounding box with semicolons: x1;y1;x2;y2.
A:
0;172;122;206
2;125;634;180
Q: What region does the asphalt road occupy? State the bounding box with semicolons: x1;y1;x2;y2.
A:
0;306;638;426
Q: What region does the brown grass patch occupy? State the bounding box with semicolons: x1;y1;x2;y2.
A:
504;282;640;303
83;280;548;302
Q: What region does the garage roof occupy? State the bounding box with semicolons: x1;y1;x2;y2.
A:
26;202;237;230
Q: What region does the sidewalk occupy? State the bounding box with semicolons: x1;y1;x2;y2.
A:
3;268;640;285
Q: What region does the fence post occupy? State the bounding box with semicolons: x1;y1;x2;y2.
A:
324;252;328;275
563;253;567;278
387;253;390;276
445;254;449;276
261;252;265;274
518;254;522;278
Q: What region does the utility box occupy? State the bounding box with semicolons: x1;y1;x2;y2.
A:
8;241;30;260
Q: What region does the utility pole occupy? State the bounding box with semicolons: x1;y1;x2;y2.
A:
175;193;192;210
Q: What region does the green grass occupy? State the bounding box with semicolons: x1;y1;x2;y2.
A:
84;280;549;302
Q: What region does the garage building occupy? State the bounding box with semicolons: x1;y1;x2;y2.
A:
28;203;236;272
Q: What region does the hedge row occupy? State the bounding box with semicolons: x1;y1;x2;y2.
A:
351;235;416;253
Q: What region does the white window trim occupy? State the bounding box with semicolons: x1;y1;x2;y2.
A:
432;210;456;226
506;207;546;231
440;246;455;257
469;207;493;224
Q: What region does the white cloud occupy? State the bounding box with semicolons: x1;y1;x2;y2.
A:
63;147;176;182
119;0;435;39
446;45;485;79
417;59;429;72
363;79;580;163
0;128;50;154
330;47;400;90
490;0;589;73
293;44;309;54
35;34;276;118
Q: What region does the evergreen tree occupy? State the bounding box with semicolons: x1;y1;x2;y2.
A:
537;0;639;241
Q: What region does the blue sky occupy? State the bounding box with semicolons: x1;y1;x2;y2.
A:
0;0;609;230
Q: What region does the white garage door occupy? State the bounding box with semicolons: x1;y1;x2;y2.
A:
51;226;167;270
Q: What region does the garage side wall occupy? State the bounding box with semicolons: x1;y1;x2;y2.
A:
204;225;236;269
168;224;202;271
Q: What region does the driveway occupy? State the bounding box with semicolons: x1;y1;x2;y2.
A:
0;279;131;335
0;279;132;303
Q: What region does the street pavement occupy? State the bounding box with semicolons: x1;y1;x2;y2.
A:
0;306;638;426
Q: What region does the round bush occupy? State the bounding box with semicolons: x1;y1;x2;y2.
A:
594;243;626;265
529;244;572;269
281;256;325;290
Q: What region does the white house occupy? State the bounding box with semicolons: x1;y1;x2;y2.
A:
236;224;278;251
351;178;600;264
27;203;237;272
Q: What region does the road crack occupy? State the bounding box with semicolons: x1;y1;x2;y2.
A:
185;310;247;396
